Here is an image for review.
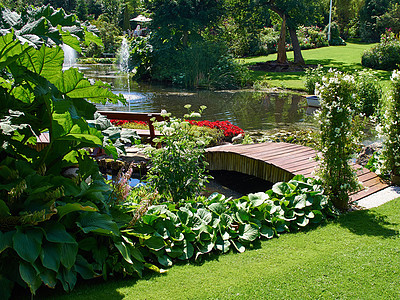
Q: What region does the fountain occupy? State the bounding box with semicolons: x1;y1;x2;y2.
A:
62;44;77;69
118;37;131;110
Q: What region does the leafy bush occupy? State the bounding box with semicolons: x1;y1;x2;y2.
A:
354;71;382;116
304;65;326;94
324;22;346;46
144;106;212;202
376;70;400;183
315;70;364;211
362;30;400;70
120;175;334;268
0;6;144;298
297;26;329;49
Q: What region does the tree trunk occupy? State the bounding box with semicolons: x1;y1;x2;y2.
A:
277;15;287;64
289;26;305;65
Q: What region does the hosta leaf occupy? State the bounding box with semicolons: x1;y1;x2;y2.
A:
216;236;231;253
239;224;259;242
19;261;41;294
236;209;250;223
13;227;43;263
311;210;324;224
248;192;268;207
143;236;165;251
272;182;295;196
0;276;14;300
40;242;61;272
208;202;226;215
78;237;97;251
178;240;194;260
0;199;10;216
166;246;183;258
142;214;159;225
260;225;274;239
76;212;120;236
207;192;225;202
296;216;310;227
44;223;76;244
57;267;77;292
294;194;307;209
57;203;98;219
39;269;57;289
60;243;78;269
115;241;133;264
144;263;167;274
231;239;245;253
196;208;212;225
130;246;145;263
74;255;95;280
158;254;173;267
197;240;214;254
0;230;14;253
305;210;315;219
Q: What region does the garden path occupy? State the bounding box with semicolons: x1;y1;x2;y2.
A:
206;142;389;204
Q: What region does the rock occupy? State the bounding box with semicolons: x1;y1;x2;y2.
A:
232;134;244;144
356;142;382;166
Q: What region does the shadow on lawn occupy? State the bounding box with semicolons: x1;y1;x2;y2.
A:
337;209;399;238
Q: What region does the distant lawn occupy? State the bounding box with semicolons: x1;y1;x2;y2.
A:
242;43;392;91
39;198;400;300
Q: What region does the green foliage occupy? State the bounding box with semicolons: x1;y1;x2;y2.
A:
377;70;400;180
144;106;211;202
314;70;364;211
324;22;346;46
362;30;400;70
120;175;333;268
0;6;141;298
354;71;382;117
304;65;326;94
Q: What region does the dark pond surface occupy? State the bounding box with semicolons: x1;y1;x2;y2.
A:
79;64;314;132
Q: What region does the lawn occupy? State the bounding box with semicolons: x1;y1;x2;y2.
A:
242;42;392;91
38;198;400;300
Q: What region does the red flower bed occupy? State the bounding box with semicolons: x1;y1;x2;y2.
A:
110;119;148;126
187;120;244;139
110;119;244;140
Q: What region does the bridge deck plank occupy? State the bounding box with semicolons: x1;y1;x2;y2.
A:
206;142;389;203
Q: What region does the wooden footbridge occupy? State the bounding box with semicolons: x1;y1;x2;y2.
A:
206;142;388;202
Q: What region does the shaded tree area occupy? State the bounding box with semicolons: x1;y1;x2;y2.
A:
259;0;325;65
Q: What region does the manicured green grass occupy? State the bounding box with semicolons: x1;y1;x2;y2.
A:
39;198;400;299
242;43;392;91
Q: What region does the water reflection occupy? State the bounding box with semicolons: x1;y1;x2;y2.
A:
79;64;312;131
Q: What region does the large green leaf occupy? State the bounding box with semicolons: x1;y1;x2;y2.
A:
0;32;30;71
39;268;57;289
13;227;43;263
158;254;173;267
0;230;14;253
143;236;165;251
74;255;95;280
0;276;14;300
44;223;76;244
76;212;120;236
40;242;61;272
248;192;269;207
53;68;124;104
272;182;296;196
57;267;77;292
60;243;78;270
57;202;98;219
19;261;41;294
231;239;245;253
115;241;133;264
178;240;194;260
239;223;259;242
260;225;274;239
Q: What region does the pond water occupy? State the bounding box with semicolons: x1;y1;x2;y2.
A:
80;64;314;132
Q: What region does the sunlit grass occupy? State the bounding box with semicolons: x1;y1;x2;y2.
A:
39;198;400;300
241;43;392;91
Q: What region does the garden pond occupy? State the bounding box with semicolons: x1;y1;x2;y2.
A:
79;64;314;132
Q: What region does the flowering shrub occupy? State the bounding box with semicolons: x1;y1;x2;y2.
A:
304;65;326;94
144;105;211;202
315;70;364;211
376;70;400;183
362;29;400;70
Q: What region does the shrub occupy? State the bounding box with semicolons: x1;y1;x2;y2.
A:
315;70;364;211
304;65;326;94
377;70;400;183
144;106;212;202
324;22;346;46
297;26;329;49
354;71;382;116
362;30;400;70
